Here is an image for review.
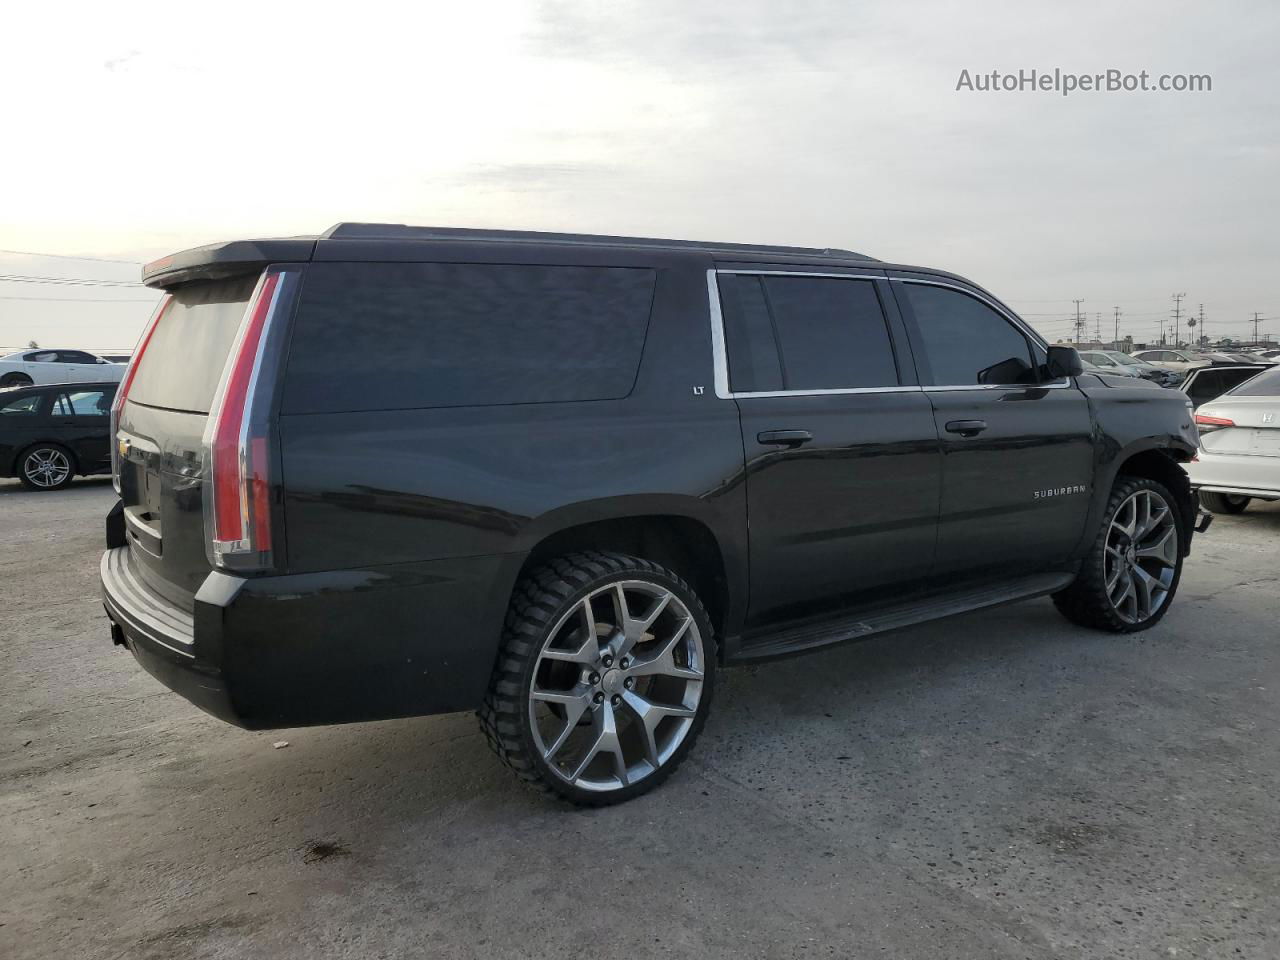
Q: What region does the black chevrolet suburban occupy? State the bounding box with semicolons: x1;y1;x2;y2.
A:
101;224;1203;805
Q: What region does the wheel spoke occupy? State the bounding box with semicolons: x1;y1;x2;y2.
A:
533;685;592;760
613;585;673;659
621;689;695;768
1137;526;1178;568
1131;566;1157;620
627;617;701;680
567;701;627;785
540;607;600;664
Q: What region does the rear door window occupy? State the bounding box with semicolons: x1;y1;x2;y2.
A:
127;276;257;413
283;262;657;413
717;274;898;392
898;283;1037;386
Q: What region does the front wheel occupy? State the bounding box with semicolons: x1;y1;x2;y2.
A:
480;551;715;806
1053;476;1185;632
1199;491;1250;515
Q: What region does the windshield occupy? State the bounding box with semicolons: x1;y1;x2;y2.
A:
1104;352;1141;364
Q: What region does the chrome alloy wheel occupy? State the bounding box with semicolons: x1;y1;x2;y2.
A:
528;580;706;792
24;447;71;488
1104;488;1178;624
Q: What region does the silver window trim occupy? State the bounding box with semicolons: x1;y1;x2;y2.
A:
707;268;1070;398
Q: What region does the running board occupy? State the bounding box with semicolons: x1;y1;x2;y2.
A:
735;572;1075;662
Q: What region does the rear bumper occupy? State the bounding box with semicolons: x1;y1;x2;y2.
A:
1187;451;1280;500
101;546;520;730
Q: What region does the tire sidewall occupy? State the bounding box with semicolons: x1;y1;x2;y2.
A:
515;561;716;806
18;443;76;491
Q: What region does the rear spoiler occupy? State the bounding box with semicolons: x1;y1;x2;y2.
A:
142;237;318;289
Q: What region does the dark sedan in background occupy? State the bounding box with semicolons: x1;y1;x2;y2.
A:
0;381;117;490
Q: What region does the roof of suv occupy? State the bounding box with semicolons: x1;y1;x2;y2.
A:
143;223;881;288
320;223;876;260
141;224;1015;320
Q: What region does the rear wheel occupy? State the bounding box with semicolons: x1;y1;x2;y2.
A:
1199;491;1250;514
1;373;33;388
1053;476;1184;632
18;443;76;491
480;551;715;806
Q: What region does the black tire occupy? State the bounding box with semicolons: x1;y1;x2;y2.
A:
1053;475;1185;633
1;373;34;388
17;442;77;491
479;550;716;806
1198;491;1250;515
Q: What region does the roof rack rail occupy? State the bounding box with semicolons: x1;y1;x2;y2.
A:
321;223;875;261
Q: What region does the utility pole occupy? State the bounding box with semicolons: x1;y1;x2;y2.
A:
1253;312;1264;345
1197;303;1205;347
1073;299;1084;344
1171;293;1186;347
1113;306;1121;349
1095;312;1102;344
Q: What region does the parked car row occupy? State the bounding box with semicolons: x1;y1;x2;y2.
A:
0;349;126;388
1078;350;1183;386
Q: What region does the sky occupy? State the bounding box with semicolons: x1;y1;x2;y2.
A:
2;0;1277;350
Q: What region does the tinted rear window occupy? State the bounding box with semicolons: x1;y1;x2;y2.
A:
128;275;257;413
1231;366;1280;396
282;262;656;413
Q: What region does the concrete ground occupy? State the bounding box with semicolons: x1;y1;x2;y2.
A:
1;477;1277;960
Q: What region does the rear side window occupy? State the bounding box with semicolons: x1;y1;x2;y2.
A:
1;394;41;416
717;274;898;392
899;283;1036;386
283;263;656;413
128;275;258;413
1231;366;1280;396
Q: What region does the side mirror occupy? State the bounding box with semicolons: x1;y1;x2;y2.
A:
1046;345;1084;379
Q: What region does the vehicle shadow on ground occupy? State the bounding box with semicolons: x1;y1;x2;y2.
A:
189;599;1094;822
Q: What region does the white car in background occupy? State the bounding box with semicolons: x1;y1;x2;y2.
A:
1190;364;1280;514
0;349;125;388
1132;348;1213;375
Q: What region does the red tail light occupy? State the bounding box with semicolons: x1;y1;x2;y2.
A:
1194;413;1235;435
111;294;173;492
203;268;298;571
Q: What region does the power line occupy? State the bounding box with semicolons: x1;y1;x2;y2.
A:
0;294;159;303
0;273;144;288
0;248;141;265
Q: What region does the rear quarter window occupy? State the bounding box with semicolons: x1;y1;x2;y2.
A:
282;262;657;413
